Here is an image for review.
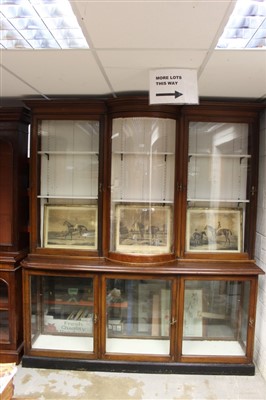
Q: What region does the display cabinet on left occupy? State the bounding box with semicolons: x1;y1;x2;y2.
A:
0;107;30;363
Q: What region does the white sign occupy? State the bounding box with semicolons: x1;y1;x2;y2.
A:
149;69;199;105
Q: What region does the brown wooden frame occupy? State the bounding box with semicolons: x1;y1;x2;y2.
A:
20;98;265;371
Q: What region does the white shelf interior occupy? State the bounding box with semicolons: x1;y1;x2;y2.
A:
32;335;245;357
39;120;99;199
32;334;94;352
106;338;170;355
188;121;249;203
182;340;245;356
111;117;176;203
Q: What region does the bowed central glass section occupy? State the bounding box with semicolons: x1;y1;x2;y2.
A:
110;117;176;255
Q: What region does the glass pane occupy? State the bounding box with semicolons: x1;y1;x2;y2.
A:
30;275;94;353
0;311;9;342
38;120;99;249
0;279;9;342
186;122;249;253
110;117;176;254
0;279;8;305
0;140;13;244
182;280;250;356
106;278;171;355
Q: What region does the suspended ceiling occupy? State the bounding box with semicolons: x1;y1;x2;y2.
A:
0;0;266;104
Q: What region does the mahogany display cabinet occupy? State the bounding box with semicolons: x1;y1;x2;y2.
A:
0;107;30;363
22;98;264;374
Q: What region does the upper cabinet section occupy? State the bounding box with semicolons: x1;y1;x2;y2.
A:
26;98;262;262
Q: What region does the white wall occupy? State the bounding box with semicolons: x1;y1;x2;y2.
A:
254;108;266;379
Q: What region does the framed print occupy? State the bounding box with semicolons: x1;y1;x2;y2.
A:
183;289;203;337
115;204;172;254
44;205;97;250
186;208;242;253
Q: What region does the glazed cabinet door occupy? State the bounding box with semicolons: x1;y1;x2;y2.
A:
0;275;10;343
34;117;101;255
24;271;99;359
178;276;257;363
184;117;258;259
102;275;175;361
109;116;176;260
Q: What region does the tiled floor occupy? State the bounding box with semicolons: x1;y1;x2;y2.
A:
13;364;266;400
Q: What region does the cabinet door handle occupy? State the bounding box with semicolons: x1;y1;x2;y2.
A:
170;317;177;325
94;314;98;324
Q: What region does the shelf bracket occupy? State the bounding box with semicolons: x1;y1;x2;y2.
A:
251;186;256;196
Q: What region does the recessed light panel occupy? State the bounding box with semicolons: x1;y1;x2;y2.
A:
0;0;89;49
217;0;266;49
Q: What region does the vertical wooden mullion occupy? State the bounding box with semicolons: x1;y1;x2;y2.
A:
246;277;258;362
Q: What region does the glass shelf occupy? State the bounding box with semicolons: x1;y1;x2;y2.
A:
187;199;249;203
189;153;251;158
38;151;98;155
38;195;98;199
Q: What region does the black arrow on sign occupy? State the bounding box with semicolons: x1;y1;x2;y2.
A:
156;91;183;99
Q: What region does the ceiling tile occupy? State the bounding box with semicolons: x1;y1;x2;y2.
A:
75;1;231;49
199;50;266;99
104;67;149;93
0;66;38;97
0;50;111;97
96;49;206;69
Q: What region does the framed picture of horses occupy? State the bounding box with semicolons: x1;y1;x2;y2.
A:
43;205;98;250
186;208;242;253
115;204;172;254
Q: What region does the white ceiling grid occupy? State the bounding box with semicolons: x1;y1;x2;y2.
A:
0;0;265;101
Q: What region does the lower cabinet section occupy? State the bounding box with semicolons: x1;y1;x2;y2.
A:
22;262;262;375
0;267;24;364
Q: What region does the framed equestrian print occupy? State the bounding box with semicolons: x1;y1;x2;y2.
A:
186;208;242;253
43;205;98;250
115;204;172;254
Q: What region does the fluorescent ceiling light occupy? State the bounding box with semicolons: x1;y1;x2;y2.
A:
217;0;266;49
0;0;89;49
